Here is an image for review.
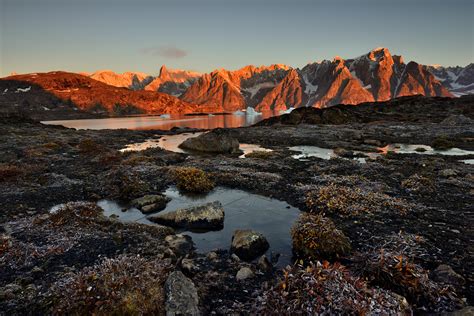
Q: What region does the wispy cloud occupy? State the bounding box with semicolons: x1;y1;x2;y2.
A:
141;46;188;58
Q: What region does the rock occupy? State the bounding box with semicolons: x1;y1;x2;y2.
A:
165;234;194;257
230;254;241;262
432;264;465;290
333;147;354;158
178;130;240;154
132;194;170;214
165;271;200;316
448;306;474;316
149;201;224;231
236;267;254;281
257;255;272;272
231;230;269;261
441;114;474;126
363;139;382;147
207;251;218;261
181;258;199;275
440;169;458;177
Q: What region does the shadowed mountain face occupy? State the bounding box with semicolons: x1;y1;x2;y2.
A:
0;72;197;119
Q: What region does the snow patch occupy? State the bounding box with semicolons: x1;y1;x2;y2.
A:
245;107;262;116
233;110;245;116
15;86;31;93
279;107;295;114
241;82;276;98
303;74;318;94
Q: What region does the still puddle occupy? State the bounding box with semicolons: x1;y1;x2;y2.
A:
120;133;273;158
377;144;474;156
52;187;299;267
289;146;336;160
289;144;474;163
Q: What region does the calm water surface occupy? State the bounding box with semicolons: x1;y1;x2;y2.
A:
97;186;299;267
42;112;276;130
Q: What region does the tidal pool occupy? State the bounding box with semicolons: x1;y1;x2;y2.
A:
289;144;474;163
120;132;273;158
289;145;336;160
377;144;474;156
96;187;299;267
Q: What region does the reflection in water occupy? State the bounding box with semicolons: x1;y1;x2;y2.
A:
94;186;299;267
121;132;273;157
42;112;277;130
290;146;336;160
377;144;474;156
119;132;204;153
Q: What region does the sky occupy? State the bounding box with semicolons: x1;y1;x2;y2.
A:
1;0;473;77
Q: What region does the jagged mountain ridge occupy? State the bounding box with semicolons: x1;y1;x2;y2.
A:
87;48;463;112
3;48;472;114
426;63;474;96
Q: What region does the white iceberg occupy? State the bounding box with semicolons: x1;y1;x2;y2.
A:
245;106;262;116
279;107;295;115
233;110;245;116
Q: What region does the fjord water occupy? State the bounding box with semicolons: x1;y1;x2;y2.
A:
42;112;274;130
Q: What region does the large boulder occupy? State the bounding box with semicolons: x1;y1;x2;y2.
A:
231;230;269;261
149;201;224;231
132;194;170;214
178;130;240;154
165;271;200;316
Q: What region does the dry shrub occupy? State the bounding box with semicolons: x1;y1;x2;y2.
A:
401;174;435;193
306;183;410;216
352;232;461;312
171;167;214;193
49;255;172;315
47;202;104;227
244;151;274;159
257;261;409;314
291;213;351;261
0;164;23;182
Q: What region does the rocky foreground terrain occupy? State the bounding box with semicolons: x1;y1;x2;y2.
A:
0;95;473;314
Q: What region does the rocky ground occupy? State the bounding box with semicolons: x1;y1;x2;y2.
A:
0;96;473;314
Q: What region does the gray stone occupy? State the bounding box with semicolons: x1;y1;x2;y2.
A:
165;234;194;257
181;258;199;275
236;267;254;281
165;271;200;316
440;169;458;177
333;147;354;158
447;306;474;316
432;264;465;290
150;201;224;230
179;130;240;154
441;114;474;126
257;255;272;272
207;251;218;261
132;194;170;214
231;230;269;261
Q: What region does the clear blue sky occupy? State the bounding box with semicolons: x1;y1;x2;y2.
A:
1;0;473;77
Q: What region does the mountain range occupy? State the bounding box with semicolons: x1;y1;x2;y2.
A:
1;48;472;117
